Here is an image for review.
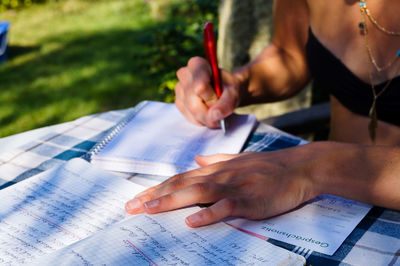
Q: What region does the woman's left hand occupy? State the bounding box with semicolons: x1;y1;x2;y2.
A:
125;144;323;227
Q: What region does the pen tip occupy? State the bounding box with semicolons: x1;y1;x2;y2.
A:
220;119;226;134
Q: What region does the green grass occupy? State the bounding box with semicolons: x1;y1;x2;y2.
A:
0;0;217;137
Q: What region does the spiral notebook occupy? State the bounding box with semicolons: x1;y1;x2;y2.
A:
86;101;257;176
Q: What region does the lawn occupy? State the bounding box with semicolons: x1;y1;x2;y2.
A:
0;0;217;137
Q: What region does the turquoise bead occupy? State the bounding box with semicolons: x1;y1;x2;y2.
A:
397;50;400;56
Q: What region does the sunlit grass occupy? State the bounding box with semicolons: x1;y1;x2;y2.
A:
0;0;165;137
0;0;218;137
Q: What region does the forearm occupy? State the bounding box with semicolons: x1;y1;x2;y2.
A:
231;0;311;107
310;142;400;210
232;44;311;106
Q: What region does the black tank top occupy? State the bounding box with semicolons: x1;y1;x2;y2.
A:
306;28;400;127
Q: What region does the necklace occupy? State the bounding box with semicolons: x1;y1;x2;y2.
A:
360;0;400;36
359;0;400;142
366;72;395;141
359;0;400;72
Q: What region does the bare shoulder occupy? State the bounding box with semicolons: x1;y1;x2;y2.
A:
272;0;310;48
272;0;362;52
307;0;360;38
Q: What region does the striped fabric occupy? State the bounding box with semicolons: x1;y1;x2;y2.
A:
0;105;399;265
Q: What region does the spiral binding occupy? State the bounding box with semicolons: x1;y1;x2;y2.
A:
83;101;148;161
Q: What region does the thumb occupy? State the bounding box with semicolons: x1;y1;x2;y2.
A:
207;71;239;124
194;153;239;167
207;91;236;123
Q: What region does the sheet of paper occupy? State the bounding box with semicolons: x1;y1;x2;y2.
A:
226;194;372;255
0;158;146;265
33;207;305;266
91;101;257;176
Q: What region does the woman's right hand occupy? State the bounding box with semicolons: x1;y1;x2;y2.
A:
174;56;242;128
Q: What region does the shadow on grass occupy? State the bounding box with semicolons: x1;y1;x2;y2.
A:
8;45;41;58
0;25;184;136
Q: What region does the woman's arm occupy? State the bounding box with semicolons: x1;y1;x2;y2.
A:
313;143;400;209
125;142;400;227
174;0;311;128
234;0;311;106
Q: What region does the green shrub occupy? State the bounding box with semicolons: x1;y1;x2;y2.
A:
143;0;219;102
0;0;47;11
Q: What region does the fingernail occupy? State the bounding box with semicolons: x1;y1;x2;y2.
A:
211;109;222;122
144;199;159;209
186;213;201;226
125;199;141;212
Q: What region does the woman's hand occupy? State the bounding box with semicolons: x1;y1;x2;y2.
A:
125;141;400;227
174;56;242;128
125;143;327;227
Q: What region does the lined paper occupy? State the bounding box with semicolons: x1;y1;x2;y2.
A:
0;158;146;265
33;207;306;266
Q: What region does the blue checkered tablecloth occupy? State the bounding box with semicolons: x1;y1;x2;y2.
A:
0;105;399;265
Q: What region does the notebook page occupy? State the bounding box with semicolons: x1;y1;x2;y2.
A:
91;101;257;176
0;158;146;265
226;194;371;255
33;207;305;266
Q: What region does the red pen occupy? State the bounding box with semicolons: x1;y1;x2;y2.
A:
203;21;226;133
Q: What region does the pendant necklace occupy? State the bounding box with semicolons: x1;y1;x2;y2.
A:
359;0;400;142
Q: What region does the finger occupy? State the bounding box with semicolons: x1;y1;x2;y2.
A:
188;96;220;128
125;196;148;214
175;82;219;128
176;58;234;128
175;98;203;126
133;185;159;199
136;173;214;205
207;107;225;126
206;70;239;123
185;57;220;106
185;60;236;126
145;168;206;192
193;80;218;107
142;182;231;214
207;98;235;125
176;60;209;90
126;183;170;214
174;82;204;126
175;67;208;126
175;83;212;126
131;162;240;213
195;152;256;167
187;56;211;77
194;153;239;167
185;197;257;227
125;183;172;214
129;153;249;212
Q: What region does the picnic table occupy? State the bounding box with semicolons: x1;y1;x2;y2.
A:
0;106;399;265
